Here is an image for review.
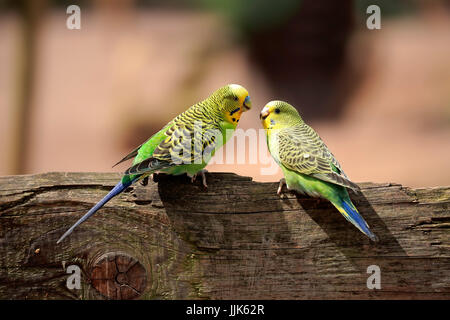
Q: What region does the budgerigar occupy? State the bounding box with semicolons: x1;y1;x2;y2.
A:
260;101;377;241
57;84;251;243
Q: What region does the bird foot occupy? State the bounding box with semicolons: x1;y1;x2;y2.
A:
277;178;286;196
191;169;208;188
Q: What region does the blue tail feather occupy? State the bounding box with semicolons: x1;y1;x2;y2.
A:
341;200;378;242
56;179;133;244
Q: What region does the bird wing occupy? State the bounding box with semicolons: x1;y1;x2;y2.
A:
277;125;360;191
124;106;220;175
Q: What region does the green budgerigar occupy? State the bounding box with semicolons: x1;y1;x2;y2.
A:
57;84;251;243
260;101;377;241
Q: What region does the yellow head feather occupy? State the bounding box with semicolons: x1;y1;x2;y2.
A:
260;100;302;130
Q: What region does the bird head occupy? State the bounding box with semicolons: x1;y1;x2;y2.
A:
260;100;302;130
215;84;251;125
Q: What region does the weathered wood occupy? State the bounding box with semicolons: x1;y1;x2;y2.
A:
0;172;449;299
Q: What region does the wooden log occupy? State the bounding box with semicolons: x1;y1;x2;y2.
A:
0;172;449;299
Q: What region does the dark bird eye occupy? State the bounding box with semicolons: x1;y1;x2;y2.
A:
233;96;238;101
275;108;281;114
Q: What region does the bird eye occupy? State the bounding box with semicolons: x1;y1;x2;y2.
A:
275;108;281;114
233;96;238;101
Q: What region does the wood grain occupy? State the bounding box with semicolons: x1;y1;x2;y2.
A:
0;172;449;299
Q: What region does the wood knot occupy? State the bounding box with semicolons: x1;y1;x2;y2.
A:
90;252;147;300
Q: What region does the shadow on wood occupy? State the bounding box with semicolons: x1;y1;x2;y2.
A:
0;172;448;299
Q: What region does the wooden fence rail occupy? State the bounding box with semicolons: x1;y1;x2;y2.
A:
0;172;449;299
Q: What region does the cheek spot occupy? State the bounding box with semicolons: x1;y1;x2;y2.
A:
270;119;275;125
232;117;236;122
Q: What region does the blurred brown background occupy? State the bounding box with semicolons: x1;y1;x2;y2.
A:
1;0;449;187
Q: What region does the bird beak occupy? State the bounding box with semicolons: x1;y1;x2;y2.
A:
260;107;270;120
243;95;251;111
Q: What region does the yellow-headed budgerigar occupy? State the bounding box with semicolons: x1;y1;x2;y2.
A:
260;101;377;241
57;84;251;243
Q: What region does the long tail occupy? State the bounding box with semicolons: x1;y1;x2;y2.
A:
56;179;134;244
333;198;378;242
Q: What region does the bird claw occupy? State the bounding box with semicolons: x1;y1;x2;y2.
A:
191;169;208;188
277;178;286;196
